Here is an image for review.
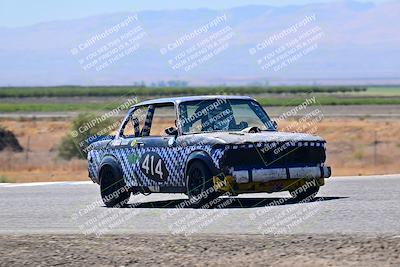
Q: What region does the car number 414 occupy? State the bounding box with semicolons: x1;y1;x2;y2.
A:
139;152;169;182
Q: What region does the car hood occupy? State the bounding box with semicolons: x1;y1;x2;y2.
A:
178;131;325;146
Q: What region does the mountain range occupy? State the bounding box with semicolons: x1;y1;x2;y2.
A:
0;0;399;86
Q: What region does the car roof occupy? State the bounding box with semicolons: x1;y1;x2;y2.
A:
132;95;254;107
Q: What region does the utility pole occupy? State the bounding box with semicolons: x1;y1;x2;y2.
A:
25;136;30;163
373;131;378;166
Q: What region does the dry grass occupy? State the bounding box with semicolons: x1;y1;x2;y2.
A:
0;119;87;182
279;118;400;176
0;117;399;182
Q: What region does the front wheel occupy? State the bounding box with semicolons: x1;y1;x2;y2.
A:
186;161;220;208
100;166;130;208
289;184;319;202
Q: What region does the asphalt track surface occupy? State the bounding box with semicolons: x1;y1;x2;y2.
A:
0;175;399;236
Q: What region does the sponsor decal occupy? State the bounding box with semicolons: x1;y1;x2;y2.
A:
130;139;138;147
127;153;140;164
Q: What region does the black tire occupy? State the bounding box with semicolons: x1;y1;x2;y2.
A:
186;161;219;208
100;166;130;208
289;184;319;202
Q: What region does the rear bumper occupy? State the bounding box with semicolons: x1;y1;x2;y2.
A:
232;166;331;184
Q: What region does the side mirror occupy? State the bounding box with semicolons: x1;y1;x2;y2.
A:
165;126;178;136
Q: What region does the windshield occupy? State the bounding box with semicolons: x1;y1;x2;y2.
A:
178;99;275;134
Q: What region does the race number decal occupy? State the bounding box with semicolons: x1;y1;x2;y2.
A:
139;152;169;182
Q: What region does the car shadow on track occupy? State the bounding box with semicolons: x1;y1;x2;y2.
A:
122;196;347;209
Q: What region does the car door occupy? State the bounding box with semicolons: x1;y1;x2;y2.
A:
135;104;181;190
114;103;182;191
110;106;146;188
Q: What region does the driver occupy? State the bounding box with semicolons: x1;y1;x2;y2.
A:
198;101;239;132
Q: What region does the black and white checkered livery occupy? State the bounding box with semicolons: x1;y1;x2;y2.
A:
88;145;225;188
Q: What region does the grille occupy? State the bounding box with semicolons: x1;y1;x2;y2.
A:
221;141;326;170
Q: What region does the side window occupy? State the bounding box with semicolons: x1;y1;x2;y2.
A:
122;107;147;138
149;105;176;136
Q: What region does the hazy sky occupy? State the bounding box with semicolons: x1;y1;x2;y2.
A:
0;0;390;27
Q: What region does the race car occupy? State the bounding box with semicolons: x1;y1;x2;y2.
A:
87;95;331;207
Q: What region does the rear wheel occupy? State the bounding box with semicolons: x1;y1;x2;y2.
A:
100;166;130;207
186;161;219;208
289;184;319;202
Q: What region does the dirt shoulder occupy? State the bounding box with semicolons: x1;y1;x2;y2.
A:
0;234;399;266
1;114;400;182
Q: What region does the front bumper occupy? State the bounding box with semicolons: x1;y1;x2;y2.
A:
232;166;331;184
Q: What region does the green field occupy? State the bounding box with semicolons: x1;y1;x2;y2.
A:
0;86;399;112
0;102;127;112
1;96;400;112
364;87;400;96
0;103;95;112
258;96;400;106
0;86;367;98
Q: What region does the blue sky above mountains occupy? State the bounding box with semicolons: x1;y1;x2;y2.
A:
0;0;391;27
0;0;398;86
